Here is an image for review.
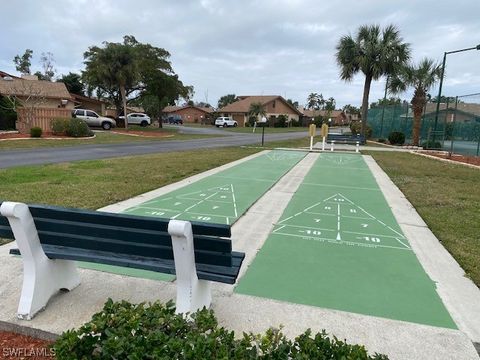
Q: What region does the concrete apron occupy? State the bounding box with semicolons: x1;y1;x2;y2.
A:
0;152;477;359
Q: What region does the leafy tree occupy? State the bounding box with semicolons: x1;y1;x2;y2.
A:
335;24;410;136
286;98;299;108
429;95;456;104
217;94;238;109
58;72;84;95
40;52;56;81
370;97;402;108
83;36;190;129
306;93;324;110
388;58;442;145
342;104;360;115
195;102;211;108
13;49;33;74
248;102;266;122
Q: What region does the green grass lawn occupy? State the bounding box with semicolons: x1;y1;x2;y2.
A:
225;126;308;134
0;147;260;210
0;129;217;150
366;151;480;287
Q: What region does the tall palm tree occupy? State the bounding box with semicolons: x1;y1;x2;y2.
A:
335;24;410;136
388;58;442;146
248;102;267;122
306;93;324;110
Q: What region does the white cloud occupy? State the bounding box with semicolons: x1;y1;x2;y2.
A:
1;0;479;108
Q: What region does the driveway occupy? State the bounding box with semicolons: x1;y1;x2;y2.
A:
0;132;306;169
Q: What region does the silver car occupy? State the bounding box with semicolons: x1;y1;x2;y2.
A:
72;109;116;130
118;113;151;127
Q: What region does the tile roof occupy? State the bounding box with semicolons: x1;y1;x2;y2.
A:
163;105;214;114
0;77;71;99
218;95;301;115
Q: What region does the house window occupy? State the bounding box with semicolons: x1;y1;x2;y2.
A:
272;101;276;109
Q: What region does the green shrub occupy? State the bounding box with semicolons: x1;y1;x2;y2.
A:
274;114;288;128
388;131;406;145
350;122;372;138
290;119;301;127
30;127;42;138
377;138;386;143
422;140;443;150
66;118;93;137
54;299;388;359
51;118;71;135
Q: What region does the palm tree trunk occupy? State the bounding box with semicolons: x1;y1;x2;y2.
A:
361;74;372;137
412;104;423;146
120;85;128;129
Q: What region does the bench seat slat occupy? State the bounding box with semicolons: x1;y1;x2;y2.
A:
28;205;231;237
35;231;233;267
33;218;232;253
0;225;14;239
10;246;242;284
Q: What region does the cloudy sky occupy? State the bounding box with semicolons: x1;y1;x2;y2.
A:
1;0;479;108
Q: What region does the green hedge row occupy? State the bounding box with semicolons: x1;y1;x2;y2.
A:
53;299;388;359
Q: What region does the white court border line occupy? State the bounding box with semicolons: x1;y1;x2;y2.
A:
275;193;411;250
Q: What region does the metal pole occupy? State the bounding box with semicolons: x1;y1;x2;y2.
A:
433;52;447;143
450;96;458;155
380;76;388;138
261;125;265;146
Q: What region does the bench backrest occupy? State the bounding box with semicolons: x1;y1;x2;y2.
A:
0;202;233;267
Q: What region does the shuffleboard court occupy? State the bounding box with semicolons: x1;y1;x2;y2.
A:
122;150;306;225
78;150;305;281
236;153;456;328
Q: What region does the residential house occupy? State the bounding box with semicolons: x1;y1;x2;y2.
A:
162;105;214;124
71;93;108;115
0;73;74;132
217;95;302;127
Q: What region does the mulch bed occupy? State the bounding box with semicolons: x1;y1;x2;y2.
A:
0;132;75;140
0;330;55;359
112;129;173;138
419;151;480;166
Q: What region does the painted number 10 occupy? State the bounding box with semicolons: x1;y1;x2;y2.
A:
364;236;380;243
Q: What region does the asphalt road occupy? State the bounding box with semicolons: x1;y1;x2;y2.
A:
0;131;307;169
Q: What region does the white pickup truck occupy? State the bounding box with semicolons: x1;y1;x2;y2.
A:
215;117;238;127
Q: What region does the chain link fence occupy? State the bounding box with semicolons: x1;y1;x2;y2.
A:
367;94;480;156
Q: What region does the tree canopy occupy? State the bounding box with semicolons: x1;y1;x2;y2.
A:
58;72;84;95
82;35;191;123
13;49;33;74
336;24;410;136
217;94;238;109
388;58;442;145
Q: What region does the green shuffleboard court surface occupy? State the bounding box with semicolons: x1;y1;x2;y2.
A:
236;153;456;328
81;150;306;281
123;150;306;225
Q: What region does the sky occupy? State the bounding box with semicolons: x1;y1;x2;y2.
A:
1;0;479;108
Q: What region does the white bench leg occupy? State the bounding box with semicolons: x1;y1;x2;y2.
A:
168;220;211;314
0;202;80;320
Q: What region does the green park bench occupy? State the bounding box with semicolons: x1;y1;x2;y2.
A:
0;201;244;320
327;133;366;145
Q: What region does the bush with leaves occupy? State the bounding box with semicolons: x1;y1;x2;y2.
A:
30;127;42;138
350;122;372;138
51;118;71;135
54;299;388;359
66;118;94;137
421;140;442;150
388;131;405;145
274;115;288;128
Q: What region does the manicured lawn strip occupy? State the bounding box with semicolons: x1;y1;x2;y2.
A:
366;151;480;287
0;131;218;150
0;147;260;210
225;126;308;133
